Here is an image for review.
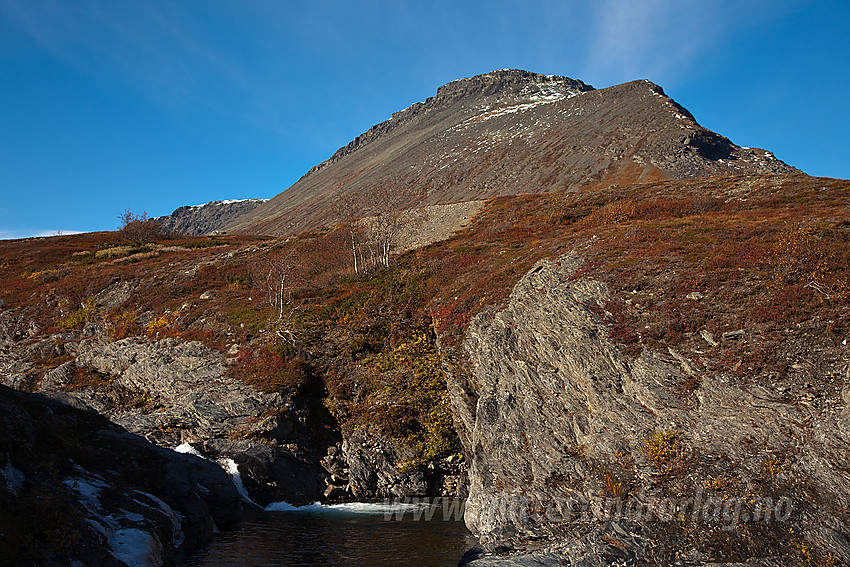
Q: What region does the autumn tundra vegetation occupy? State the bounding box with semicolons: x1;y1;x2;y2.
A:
1;172;849;565
2;175;846;472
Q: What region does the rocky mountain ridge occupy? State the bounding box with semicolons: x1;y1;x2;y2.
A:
225;69;797;236
155;199;267;236
301;70;594;180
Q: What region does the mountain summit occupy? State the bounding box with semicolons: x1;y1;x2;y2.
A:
227;69;798;236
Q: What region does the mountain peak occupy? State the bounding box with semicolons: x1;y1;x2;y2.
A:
227;71;799;237
435;69;594;101
300;70;594;181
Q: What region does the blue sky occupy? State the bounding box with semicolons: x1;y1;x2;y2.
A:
1;0;848;239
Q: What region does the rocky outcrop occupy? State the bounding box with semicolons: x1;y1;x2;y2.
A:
452;254;850;565
0;385;242;566
1;321;454;508
2;286;468;510
74;337;270;441
0;309;39;349
59;336;328;506
342;428;428;498
0;326;70;391
155;199;267;236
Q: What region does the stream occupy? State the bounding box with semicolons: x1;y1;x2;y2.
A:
178;500;477;567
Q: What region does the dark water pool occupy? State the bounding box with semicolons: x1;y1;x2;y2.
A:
178;501;477;567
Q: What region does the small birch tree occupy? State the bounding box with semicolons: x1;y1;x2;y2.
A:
364;180;428;269
262;246;302;344
332;180;429;273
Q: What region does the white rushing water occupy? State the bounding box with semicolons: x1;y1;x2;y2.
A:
173;443;258;506
264;500;433;515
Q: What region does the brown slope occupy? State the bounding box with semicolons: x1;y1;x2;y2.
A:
227;69;799;236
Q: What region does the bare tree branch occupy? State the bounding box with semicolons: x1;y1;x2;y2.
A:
329;179;429;273
117;210;162;244
262;245;303;344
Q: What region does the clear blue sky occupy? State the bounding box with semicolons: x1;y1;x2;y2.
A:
1;0;848;239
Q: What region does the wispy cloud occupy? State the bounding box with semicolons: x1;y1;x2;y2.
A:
581;0;721;86
580;0;802;88
0;0;266;115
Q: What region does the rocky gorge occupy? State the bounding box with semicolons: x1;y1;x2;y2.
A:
0;320;466;565
0;317;463;503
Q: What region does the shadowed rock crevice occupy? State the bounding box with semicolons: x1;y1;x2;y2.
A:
0;385;242;567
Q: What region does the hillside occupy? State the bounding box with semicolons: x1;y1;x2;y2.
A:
226;69;797;236
1;172;848;565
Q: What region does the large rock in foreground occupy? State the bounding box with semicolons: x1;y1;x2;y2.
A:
453;254;850;565
0;385;242;567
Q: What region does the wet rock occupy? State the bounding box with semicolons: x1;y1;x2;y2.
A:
320;443;347;478
323;485;348;501
199;438;325;507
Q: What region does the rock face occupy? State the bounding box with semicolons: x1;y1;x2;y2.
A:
451;254;850;565
0;316;448;508
57;335;327;507
74;337;274;444
226;69;797;236
342;428;428;498
155;199;267;236
0;309;39;349
0;385;242;566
